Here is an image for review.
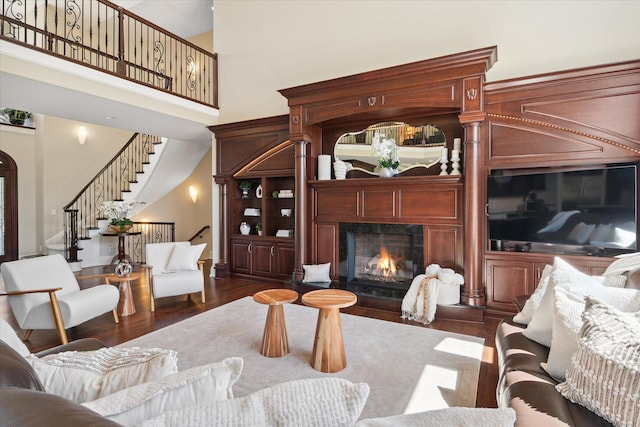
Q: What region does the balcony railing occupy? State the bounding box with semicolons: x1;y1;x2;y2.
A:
1;0;217;108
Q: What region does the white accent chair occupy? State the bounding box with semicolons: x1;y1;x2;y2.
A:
0;254;119;344
143;242;205;312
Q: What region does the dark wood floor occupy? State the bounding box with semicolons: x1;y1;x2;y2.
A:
0;260;500;408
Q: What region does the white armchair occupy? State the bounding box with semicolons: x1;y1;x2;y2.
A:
143;242;206;312
0;254;120;344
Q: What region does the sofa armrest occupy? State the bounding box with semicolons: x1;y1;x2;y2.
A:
0;387;122;427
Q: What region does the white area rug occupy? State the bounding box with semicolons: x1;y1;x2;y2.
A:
121;296;484;419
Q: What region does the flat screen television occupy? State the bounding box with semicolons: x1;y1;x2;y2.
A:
487;163;638;256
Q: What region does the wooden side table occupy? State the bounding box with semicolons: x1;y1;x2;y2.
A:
302;289;357;373
253;289;299;358
104;272;142;317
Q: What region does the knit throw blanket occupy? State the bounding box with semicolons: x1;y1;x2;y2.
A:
401;274;439;324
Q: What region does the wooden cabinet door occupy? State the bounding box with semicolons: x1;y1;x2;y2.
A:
315;223;337;278
486;260;534;313
231;240;251;274
274;243;295;279
252;242;275;276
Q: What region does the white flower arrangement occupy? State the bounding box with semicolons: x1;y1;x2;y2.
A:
99;200;144;226
371;132;400;169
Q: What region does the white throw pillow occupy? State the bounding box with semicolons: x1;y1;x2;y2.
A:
138;377;369;427
355;407;516;427
83;357;243;426
542;288;585;381
0;319;31;357
513;264;552;325
523;257;640;347
27;347;178;403
163;243;205;273
557;298;640;427
302;263;331;283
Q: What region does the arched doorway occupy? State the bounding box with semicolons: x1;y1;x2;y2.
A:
0;151;18;263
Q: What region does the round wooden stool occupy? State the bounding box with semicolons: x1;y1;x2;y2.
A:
301;289;357;373
253;289;299;358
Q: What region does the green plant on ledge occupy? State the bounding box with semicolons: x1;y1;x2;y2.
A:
3;109;31;126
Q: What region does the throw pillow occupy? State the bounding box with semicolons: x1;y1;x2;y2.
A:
542;287;585;381
0;318;31;357
138;377;369;427
302;262;331;283
355;407;516;427
523;257;640;347
593;274;628;288
557;298;640;427
27;347;178;403
513;264;552;325
164;243;206;273
83;357;243;426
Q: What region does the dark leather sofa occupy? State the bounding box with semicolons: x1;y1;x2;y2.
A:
495;269;640;427
0;338;122;427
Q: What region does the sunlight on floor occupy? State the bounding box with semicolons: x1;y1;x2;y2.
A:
434;336;484;360
404;364;459;413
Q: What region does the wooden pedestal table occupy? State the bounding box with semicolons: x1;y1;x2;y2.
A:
105;272;142;317
253;289;299;358
301;289;357;373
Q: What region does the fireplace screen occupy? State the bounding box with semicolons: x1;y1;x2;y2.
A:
353;232;414;283
339;223;424;298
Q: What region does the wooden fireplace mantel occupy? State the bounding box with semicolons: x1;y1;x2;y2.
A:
279;46;498;304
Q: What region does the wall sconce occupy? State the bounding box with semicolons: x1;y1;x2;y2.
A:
78;126;87;145
189;185;198;203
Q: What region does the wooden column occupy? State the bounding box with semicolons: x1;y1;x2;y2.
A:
214;179;230;277
293;138;308;281
461;119;486;306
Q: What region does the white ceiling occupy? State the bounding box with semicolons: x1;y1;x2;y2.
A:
110;0;213;39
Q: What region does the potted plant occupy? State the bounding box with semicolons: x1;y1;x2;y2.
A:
238;180;252;198
99;200;143;232
3;109;31;126
256;223;263;236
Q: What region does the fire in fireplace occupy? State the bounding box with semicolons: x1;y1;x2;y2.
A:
339;223;423;299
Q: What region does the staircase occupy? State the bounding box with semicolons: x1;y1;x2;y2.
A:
49;133;164;269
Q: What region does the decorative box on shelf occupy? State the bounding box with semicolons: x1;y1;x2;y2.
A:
243;208;261;216
278;190;294;198
276;229;294;237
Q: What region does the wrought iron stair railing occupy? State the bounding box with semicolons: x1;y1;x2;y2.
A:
63;132;162;262
1;0;217;108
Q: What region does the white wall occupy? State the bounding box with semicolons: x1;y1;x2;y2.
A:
214;0;640;124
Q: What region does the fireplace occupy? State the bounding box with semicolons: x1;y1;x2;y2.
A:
339;223;424;299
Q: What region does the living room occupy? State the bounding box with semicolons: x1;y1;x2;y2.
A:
1;1;640;426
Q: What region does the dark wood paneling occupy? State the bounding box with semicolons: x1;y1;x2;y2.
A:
315;189;359;218
486;260;531;313
230;240;251;274
362;189;396;219
424;225;463;270
252;242;274;276
399;188;459;221
275;244;295;279
315;223;338;277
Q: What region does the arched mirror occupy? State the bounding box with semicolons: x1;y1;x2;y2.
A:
333;121;446;176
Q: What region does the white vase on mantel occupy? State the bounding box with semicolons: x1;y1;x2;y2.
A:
379;167;395;178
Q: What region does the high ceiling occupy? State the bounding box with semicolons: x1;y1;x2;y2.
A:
110;0;213;39
0;0;216;143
